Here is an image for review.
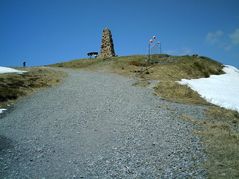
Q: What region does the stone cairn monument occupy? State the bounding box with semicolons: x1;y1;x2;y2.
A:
98;28;116;58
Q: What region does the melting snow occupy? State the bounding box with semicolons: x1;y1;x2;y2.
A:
0;66;27;74
178;65;239;112
0;109;7;114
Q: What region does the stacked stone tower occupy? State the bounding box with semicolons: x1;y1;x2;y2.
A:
99;28;116;58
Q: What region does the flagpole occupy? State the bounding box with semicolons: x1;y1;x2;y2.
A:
148;42;151;63
160;42;162;54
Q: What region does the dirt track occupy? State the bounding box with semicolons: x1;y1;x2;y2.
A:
0;69;206;178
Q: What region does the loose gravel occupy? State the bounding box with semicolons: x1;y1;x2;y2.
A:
0;69;207;178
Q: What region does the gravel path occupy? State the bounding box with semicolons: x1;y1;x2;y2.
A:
0;69;207;178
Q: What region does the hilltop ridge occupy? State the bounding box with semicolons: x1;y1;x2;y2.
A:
51;54;224;80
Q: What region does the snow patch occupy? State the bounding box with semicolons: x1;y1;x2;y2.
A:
0;66;27;74
178;65;239;112
0;109;7;114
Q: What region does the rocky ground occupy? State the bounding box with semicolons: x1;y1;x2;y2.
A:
0;69;207;178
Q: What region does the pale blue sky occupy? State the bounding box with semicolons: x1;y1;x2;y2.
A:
0;0;239;67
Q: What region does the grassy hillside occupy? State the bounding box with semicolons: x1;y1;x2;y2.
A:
51;54;223;79
51;54;239;178
51;54;224;104
0;67;65;109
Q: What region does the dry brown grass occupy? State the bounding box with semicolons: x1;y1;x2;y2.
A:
202;107;239;178
50;58;107;69
181;106;239;179
0;67;66;108
200;123;239;178
154;81;209;105
51;55;223;81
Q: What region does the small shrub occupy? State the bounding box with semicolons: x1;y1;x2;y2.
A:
56;63;63;67
204;71;210;78
128;61;145;66
0;88;24;102
193;61;205;71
